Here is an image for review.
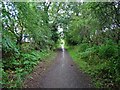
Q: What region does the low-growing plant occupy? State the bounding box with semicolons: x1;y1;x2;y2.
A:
68;43;119;88
98;44;116;59
2;49;53;88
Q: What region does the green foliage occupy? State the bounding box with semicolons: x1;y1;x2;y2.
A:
2;2;58;88
98;44;116;59
78;43;90;52
2;36;19;58
2;1;120;88
65;2;119;88
68;43;119;88
2;50;52;88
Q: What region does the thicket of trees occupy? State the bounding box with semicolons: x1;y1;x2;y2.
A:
2;2;61;88
1;1;120;88
65;2;120;88
65;2;119;45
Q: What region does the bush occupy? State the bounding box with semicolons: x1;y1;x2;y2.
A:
2;36;20;58
68;43;120;88
98;44;116;59
80;46;97;60
2;50;52;88
77;43;90;52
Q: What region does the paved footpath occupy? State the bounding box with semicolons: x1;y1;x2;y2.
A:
24;48;93;88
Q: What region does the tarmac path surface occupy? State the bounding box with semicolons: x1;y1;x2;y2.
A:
24;48;93;88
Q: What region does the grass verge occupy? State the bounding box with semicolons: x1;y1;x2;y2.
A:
67;44;119;88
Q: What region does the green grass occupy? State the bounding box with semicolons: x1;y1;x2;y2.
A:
68;48;88;71
67;44;119;88
67;46;103;88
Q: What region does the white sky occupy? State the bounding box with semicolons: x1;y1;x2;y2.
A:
58;26;63;33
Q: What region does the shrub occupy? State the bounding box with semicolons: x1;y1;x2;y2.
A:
69;43;119;88
2;37;20;58
98;44;116;59
80;46;97;60
78;43;90;52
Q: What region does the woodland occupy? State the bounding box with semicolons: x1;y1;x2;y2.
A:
1;1;120;88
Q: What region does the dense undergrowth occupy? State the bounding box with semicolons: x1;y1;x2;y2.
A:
68;42;120;88
64;2;120;88
2;2;59;88
2;49;54;88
